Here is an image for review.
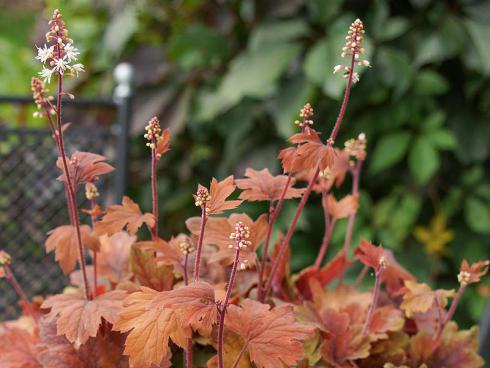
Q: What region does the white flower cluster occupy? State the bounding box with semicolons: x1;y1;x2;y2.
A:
36;42;84;84
229;221;252;251
333;18;370;84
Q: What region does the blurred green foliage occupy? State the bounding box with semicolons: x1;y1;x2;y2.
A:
1;0;489;327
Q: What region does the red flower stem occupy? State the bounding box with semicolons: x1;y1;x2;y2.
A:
354;265;368;288
5;265;38;321
185;339;193;368
313;188;332;269
151;146;158;239
257;176;292;301
90;198;98;291
342;160;362;255
231;342;249;368
432;284;466;351
217;248;240;368
183;253;189;286
193;206;208;282
263;53;357;300
54;57;91;300
314;219;337;269
362;266;384;335
43;108;74;224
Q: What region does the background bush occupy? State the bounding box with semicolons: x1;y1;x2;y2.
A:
1;0;489;327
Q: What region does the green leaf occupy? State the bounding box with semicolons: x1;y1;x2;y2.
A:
370;131;412;173
268;74;313;138
464;19;490;75
248;20;309;51
414;70;449;95
464;196;490;234
426;129;456;150
409;137;440;185
167;24;228;70
197;43;301;121
103;4;137;56
377;17;409;41
307;0;343;25
376;47;413;97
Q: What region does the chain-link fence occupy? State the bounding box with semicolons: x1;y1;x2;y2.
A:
0;71;132;319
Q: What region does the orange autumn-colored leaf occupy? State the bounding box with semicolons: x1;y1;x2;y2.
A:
0;326;41;368
400;280;455;318
156;128;171;159
187;213;267;269
207;176;243;215
235;168;304;202
150;281;217;336
319;308;371;367
97;231;136;283
45;224;100;274
226;299;314;368
354;239;385;270
95;196;155;236
57;151;114;187
137;234;193;277
410;322;484;368
278;146;297;173
41;290;126;349
129;247;174;291
207;332;251;368
114;287;190;368
368;306;405;340
380;249;416;295
295;251;350;299
327;194;359;220
289;130;335;171
458;259;489;285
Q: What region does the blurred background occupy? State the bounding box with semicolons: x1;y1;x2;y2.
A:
0;0;489;333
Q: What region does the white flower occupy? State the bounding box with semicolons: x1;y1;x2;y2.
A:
333;65;342;74
64;43;80;62
53;57;69;74
70;63;85;77
39;67;54;83
35;44;54;63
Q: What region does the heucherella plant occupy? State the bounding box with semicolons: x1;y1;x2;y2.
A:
0;11;488;368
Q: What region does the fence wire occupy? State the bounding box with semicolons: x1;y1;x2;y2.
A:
0;126;116;319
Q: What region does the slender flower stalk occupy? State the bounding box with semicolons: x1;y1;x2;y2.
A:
217;222;251;368
1;251;38;322
86;183;100;291
314;219;337;269
257;106;313;301
33;9;90;299
231;342;249;368
362;258;386;335
193;187;211;281
264;19;369;299
144;117;164;239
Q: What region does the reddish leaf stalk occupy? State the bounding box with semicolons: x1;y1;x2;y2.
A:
183;252;193;368
4;265;38;322
150;147;159;239
231;342;249;368
432;284;466;351
342;160;363;257
183;252;189;286
90;198;98;292
54;41;91;300
362;266;385;335
193;206;208;282
263;54;357;299
257;176;292;301
217;248;240;368
314;219;337;269
354;265;369;288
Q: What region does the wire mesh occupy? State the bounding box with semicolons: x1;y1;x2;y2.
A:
0;125;116;319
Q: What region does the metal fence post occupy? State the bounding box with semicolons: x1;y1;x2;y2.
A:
113;62;133;202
